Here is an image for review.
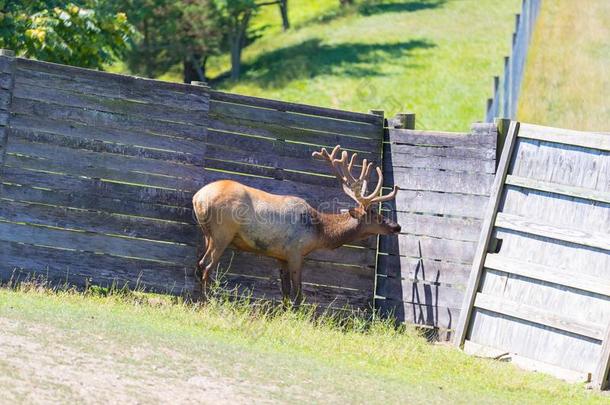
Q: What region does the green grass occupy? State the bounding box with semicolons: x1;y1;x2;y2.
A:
154;0;522;131
517;0;610;131
0;283;607;403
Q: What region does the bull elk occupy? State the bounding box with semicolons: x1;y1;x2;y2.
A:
192;145;400;303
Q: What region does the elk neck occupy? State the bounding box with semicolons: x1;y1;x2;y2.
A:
315;210;364;250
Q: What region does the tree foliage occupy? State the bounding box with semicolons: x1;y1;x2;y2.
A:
0;0;132;69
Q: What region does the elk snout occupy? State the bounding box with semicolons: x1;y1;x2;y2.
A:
392;223;401;233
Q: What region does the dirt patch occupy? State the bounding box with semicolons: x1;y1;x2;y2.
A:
0;317;270;404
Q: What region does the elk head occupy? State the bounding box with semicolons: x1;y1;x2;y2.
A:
313;145;401;236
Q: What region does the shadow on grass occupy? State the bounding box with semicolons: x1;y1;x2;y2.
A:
213;38;436;88
359;0;447;16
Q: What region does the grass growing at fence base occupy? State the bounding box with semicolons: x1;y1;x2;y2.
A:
518;0;610;131
0;280;607;403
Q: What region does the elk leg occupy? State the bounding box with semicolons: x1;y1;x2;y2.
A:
278;261;291;302
287;256;304;306
201;233;233;287
196;235;210;279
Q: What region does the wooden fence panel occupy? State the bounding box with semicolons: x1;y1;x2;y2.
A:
0;55;384;311
455;122;610;389
0;56;208;295
376;122;498;335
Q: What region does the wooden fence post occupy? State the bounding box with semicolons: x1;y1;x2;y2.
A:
0;49;15;57
393;112;415;130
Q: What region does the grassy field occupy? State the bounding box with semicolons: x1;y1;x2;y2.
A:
0;284;607;404
155;0;521;131
517;0;610;131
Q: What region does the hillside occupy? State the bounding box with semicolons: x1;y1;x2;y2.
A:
158;0;521;131
517;0;610;131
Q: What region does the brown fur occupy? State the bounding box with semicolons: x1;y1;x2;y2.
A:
193;180;400;304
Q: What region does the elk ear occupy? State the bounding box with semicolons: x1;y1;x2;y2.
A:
348;207;364;218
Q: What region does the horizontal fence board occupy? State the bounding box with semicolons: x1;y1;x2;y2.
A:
388;212;482;242
15;59;209;111
12;97;206;140
13;81;207;125
379;233;477;263
0;240;195;294
209;113;379;152
215;249;373;291
211;91;380;125
210;99;380;139
377;298;461;330
9;117;207;166
0;199;197;246
474;292;606;340
484;254;610;297
0;221;193;265
377;277;465;309
518;123;610;152
1;183;193;223
384;143;496;160
506;175;610;204
388;167;494;195
2;166;193;209
223;273;372;310
376;255;471;285
382;191;490;219
384;148;496;173
387;128;495;148
495;212;610;251
7;136;204;187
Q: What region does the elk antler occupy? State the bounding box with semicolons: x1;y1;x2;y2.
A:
312;145;399;208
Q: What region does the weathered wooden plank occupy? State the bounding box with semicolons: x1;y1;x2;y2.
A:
0;221;194;265
388;212;482;242
5;152;202;193
209;114;379;152
377;276;466;308
377;298;461;330
213;249;374;291
0;240;196;294
474;292;606;340
1;182;193;223
383;142;496;160
495;212;610;251
222;273;372;310
15;58;210;111
382;190;490;219
378;233;477;264
454;120;520;347
211;90;381;125
594;324;610;389
7;136;204;185
0;73;12;89
384;146;496;173
210;100;380;139
387;167;494;195
377;255;471;285
518;123;610;152
484;254;610;297
387;128;495;148
11;97;207;140
506;175;610;204
0;57;12;73
2;166;193;209
0;199;197;246
464;340;590;384
13;82;208;126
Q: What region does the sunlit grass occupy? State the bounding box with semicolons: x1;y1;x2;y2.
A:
518;0;610;131
154;0;522;131
0;278;606;403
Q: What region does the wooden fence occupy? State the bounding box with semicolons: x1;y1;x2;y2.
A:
0;53;384;310
376;120;499;338
455;122;610;389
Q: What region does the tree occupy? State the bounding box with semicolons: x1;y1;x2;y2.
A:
278;0;289;31
0;1;132;69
